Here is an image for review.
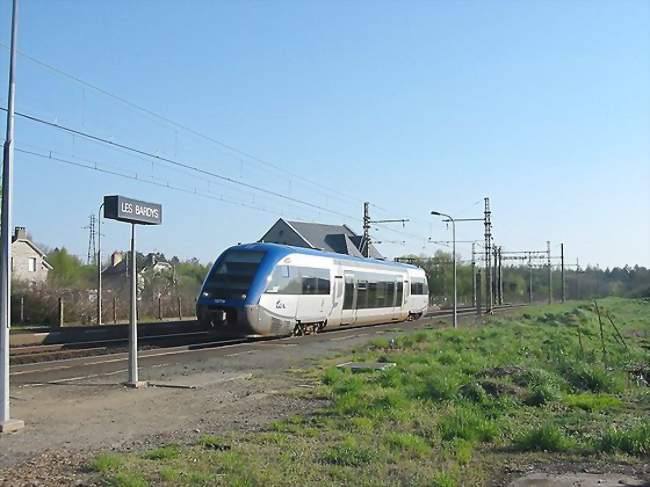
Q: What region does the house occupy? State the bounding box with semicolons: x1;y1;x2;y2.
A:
101;251;173;295
259;219;383;259
11;226;53;284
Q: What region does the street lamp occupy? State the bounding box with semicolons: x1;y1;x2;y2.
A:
97;202;104;325
431;211;457;329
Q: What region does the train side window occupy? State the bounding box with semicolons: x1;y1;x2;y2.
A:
265;265;301;294
300;267;330;295
396;281;403;305
356;280;368;309
386;281;395;306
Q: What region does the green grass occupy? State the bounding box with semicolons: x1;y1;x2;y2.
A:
598;421;650;455
142;444;181;461
516;423;575;452
563;392;622;412
86;452;124;473
84;298;649;486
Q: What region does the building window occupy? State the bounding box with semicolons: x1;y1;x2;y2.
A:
28;257;37;272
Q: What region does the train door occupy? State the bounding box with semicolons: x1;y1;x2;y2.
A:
404;278;410;312
330;274;344;326
391;276;400;320
341;271;356;325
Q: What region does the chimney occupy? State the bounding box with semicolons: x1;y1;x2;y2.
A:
111;251;124;267
13;226;27;241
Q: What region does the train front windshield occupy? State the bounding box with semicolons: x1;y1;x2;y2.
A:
203;250;266;300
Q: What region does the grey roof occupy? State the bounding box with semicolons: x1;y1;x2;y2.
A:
283;220;383;259
349;235;383;259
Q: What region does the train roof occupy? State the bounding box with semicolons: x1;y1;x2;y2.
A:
226;242;421;270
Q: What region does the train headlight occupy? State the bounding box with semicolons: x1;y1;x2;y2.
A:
201;291;210;298
241;293;247;300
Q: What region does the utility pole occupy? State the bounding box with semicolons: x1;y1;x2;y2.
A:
362;201;409;258
97;202;104;325
484;198;492;312
547;240;552;304
528;252;533;304
362;202;370;257
560;243;566;303
431;211;457;328
0;0;23;433
471;242;477;307
83;214;96;265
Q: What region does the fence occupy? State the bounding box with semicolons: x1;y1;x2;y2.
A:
11;293;197;327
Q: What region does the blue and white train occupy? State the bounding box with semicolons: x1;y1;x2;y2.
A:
196;243;429;336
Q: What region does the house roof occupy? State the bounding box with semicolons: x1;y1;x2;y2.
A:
269;219;384;259
11;238;53;270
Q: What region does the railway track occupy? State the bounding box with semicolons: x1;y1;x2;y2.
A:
9;304;517;366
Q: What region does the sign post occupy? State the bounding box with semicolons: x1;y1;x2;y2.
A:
103;195;162;388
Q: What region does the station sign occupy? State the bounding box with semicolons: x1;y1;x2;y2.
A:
103;195;162;225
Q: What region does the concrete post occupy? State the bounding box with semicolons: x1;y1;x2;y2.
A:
177;296;182;320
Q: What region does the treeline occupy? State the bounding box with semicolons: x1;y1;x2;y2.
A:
12;248;212;326
402;250;650;306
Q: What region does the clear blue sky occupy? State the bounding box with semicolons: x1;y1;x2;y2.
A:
0;0;648;269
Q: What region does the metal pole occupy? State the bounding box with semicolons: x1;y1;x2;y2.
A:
451;217;457;328
484;198;492;312
500;247;504;304
475;269;482;316
127;223;143;387
528;253;533;304
362;202;370;258
547;240;552;304
97;202;104;325
560;243;566;303
471;242;476;307
0;0;23;432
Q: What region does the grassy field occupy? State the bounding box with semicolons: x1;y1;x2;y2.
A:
87;297;650;486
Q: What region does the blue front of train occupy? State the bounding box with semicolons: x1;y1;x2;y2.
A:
196;243;290;335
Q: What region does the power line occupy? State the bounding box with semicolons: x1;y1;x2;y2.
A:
0;41;365;207
16;147;315;221
2;107;360;223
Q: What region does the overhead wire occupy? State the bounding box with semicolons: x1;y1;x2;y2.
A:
0;41;365;207
16;147;316;222
2;107;361;223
